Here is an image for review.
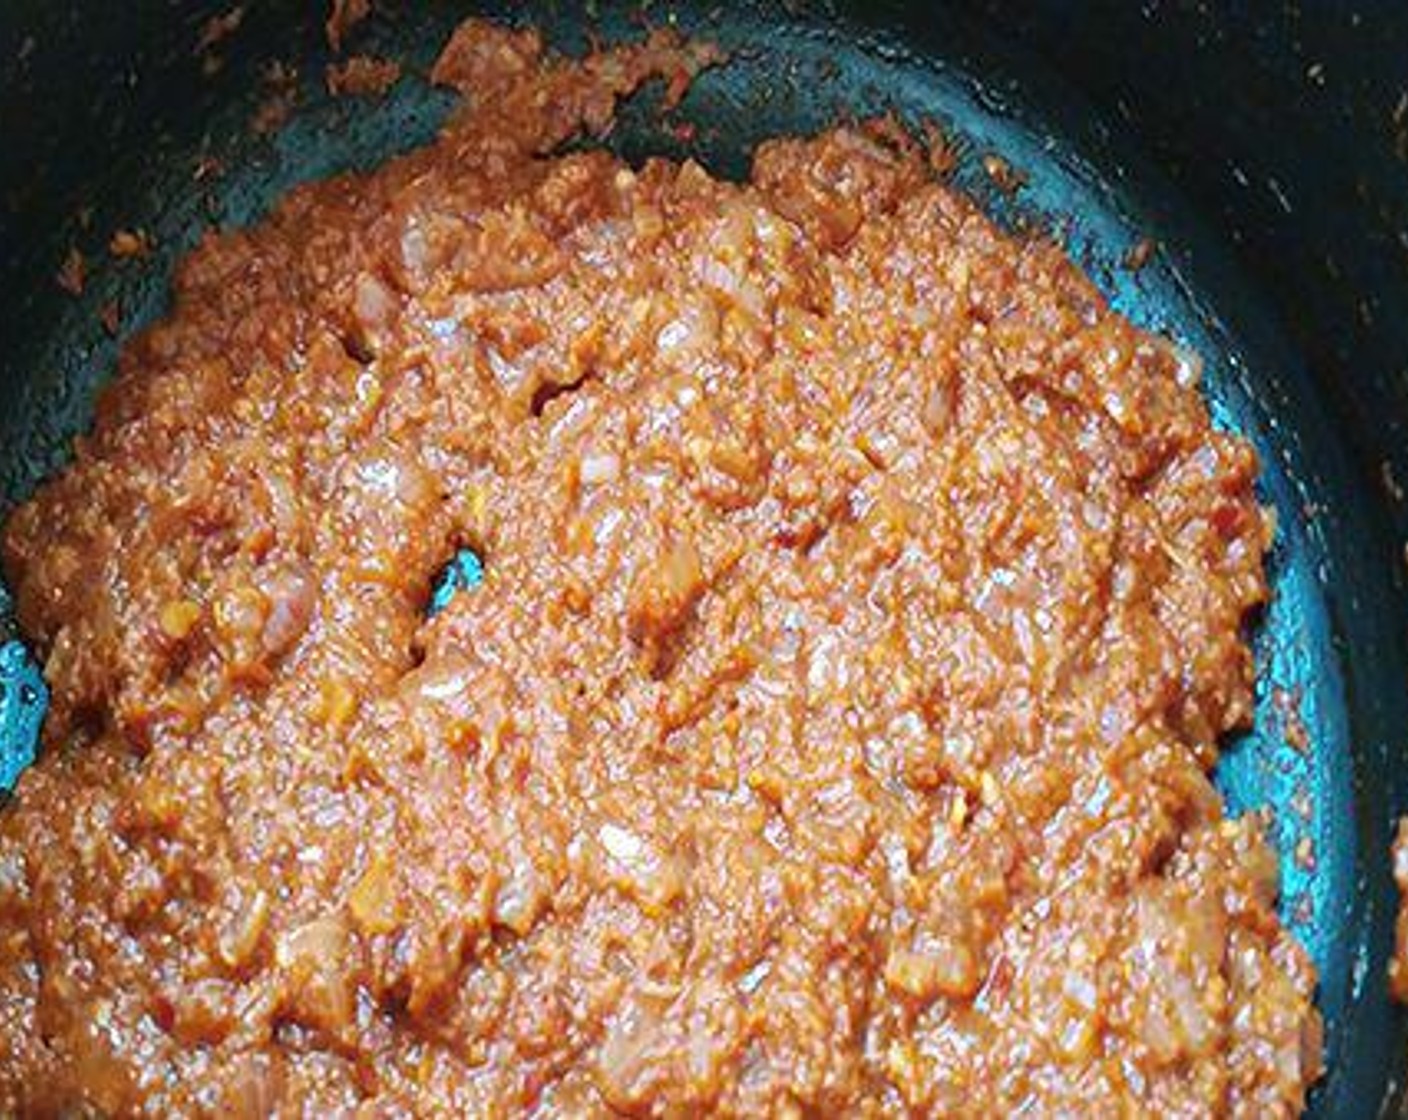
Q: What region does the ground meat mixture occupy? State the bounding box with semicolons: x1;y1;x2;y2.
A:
0;19;1322;1117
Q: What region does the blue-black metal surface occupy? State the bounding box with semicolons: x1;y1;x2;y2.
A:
429;548;485;617
1;2;1405;1113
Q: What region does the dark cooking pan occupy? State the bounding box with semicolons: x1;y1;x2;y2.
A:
1;1;1406;1114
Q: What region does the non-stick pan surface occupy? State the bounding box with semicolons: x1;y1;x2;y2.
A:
1;2;1406;1114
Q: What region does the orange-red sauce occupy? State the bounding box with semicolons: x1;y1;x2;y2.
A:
0;20;1320;1115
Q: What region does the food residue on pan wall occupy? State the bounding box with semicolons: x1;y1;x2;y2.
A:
250;60;299;136
195;5;245;76
326;55;401;98
1391;818;1408;1002
1124;236;1157;271
326;0;371;54
982;151;1027;193
1381;458;1405;503
54;247;84;295
195;6;245;56
107;228;150;259
98;300;121;338
1273;685;1311;754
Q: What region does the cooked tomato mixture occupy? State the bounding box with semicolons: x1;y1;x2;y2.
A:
0;20;1321;1116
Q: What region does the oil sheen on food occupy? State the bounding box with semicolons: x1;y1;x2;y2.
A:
0;19;1321;1116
